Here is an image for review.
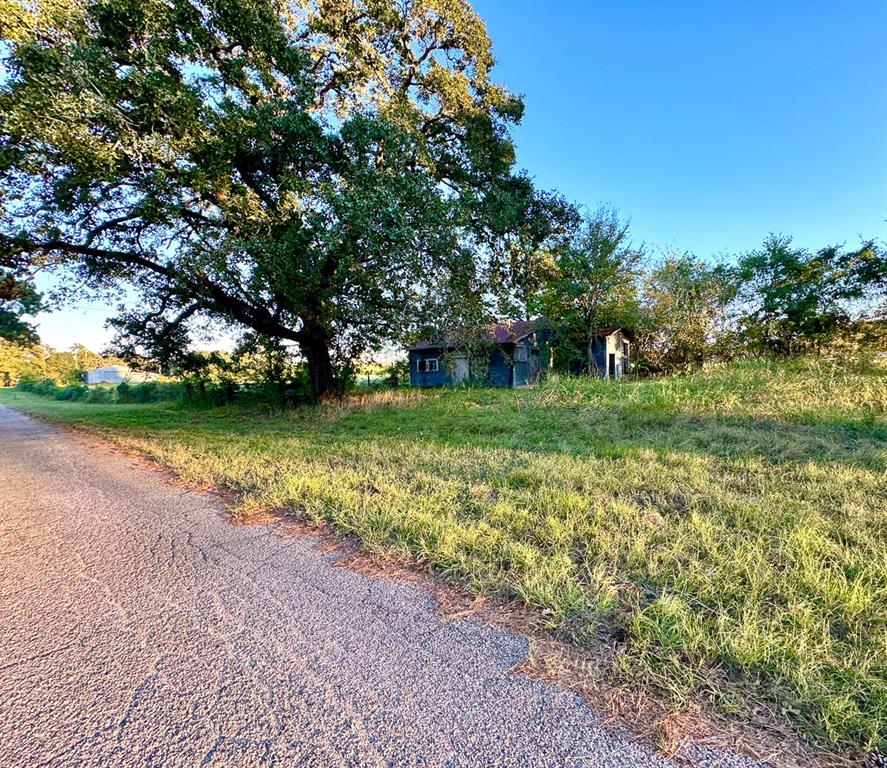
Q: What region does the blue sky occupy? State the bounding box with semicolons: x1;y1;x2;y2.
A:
35;0;887;350
473;0;887;255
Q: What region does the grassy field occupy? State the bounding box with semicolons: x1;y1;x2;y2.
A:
2;357;885;754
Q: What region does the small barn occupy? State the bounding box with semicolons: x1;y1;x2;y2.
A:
84;365;130;384
588;327;632;379
408;321;548;389
83;365;155;385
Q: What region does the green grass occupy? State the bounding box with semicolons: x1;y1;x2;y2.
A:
3;357;885;754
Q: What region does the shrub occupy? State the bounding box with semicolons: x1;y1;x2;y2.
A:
17;378;60;397
54;384;88;401
125;381;158;403
115;381;131;402
18;376;190;404
138;381;186;402
84;384;115;403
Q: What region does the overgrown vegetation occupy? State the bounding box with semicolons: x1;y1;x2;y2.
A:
15;377;184;404
13;374;305;406
4;357;884;755
4;0;882;399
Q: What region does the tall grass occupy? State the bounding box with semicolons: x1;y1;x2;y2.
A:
3;357;885;754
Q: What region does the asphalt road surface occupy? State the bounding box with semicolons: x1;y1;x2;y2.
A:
0;405;761;767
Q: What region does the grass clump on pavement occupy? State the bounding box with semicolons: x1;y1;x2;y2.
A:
2;356;885;754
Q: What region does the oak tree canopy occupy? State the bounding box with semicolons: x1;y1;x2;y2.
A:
0;0;546;396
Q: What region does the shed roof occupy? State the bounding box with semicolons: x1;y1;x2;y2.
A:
86;364;130;373
595;327;634;341
407;320;537;351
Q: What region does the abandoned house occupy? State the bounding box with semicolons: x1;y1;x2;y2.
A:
408;323;633;388
408;321;548;388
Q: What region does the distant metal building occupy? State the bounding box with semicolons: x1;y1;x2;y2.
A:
83;365;155;385
408;321;547;389
83;365;130;384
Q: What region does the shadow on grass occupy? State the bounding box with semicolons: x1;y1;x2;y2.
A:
313;403;887;472
3;390;885;471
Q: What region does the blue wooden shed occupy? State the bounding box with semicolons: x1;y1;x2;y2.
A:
588;327;633;379
408;321;548;388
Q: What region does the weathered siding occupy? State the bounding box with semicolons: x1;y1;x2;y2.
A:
591;330;631;379
591;340;607;374
512;339;532;387
488;349;512;388
409;332;546;389
408;350;448;387
536;329;552;375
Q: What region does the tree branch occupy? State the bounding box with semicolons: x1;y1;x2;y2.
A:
21;239;306;344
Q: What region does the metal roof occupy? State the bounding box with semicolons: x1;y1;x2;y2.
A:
86;365;129;373
407;320;537;351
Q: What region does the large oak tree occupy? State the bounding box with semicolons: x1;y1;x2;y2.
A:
0;0;534;397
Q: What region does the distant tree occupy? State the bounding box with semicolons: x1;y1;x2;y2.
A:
847;311;887;355
0;0;535;400
733;236;886;354
231;333;303;392
70;343;110;373
160;349;234;400
0;270;43;344
491;186;580;320
43;350;82;384
637;252;734;371
0;338;125;386
541;206;643;371
0;339;42;386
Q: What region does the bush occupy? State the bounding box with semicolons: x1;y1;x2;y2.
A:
119;381;158;403
16;375;309;407
85;384;115;403
114;380;186;404
54;384;88;401
18;377;190;404
126;380;186;403
17;378;60;397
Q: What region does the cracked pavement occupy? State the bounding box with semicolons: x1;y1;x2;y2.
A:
0;405;764;767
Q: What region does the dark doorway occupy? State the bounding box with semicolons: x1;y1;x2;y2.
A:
608;353;616;378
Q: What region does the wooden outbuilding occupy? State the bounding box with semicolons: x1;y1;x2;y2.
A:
408;321;548;388
588;327;632;379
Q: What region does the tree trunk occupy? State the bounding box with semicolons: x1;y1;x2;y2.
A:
586;316;599;375
301;323;338;400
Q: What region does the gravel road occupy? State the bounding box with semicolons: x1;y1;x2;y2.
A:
0;404;762;767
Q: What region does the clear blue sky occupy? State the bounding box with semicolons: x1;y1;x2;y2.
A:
475;0;887;255
35;0;887;350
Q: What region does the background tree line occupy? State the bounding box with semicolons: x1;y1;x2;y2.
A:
1;0;884;399
0;340;121;387
526;208;886;375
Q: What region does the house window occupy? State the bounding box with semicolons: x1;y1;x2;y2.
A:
623;342;629;356
417;358;439;372
514;345;528;363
